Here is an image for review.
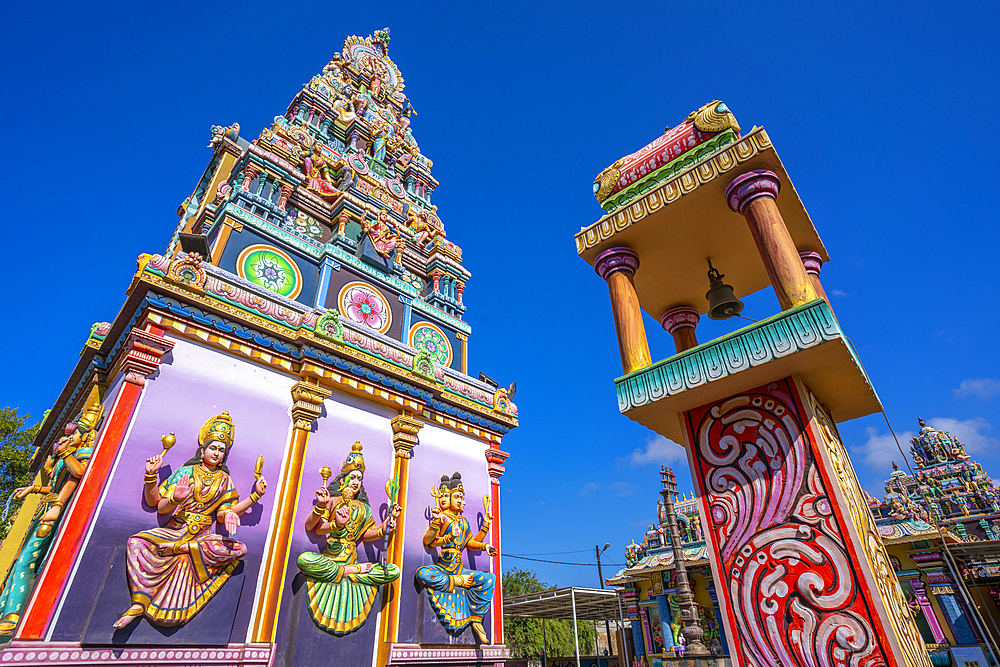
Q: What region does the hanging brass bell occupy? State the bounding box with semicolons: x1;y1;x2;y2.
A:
705;260;744;320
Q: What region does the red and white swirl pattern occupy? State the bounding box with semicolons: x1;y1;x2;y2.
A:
686;380;892;667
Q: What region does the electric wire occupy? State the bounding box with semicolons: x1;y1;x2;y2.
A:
501;553;597;567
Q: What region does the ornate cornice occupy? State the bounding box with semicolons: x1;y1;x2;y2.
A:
576;128;773;256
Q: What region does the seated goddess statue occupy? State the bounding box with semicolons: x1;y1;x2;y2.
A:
114;412;267;628
296;441;400;636
0;387;103;635
415;472;496;643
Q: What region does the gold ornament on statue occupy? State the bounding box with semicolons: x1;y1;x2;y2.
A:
254;455;264;480
320;465;333;486
159;432;176;458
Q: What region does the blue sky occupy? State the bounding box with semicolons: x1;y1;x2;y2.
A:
2;1;998;586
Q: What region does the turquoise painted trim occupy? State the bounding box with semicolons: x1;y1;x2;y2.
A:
410;297;472;335
323;243;421;298
224;203;323;259
315;256;339;308
615;300;859;413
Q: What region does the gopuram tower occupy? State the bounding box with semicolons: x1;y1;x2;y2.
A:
0;29;515;667
579;102;930;667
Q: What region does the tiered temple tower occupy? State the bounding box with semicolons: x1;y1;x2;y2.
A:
579;101;931;667
0;29;515;667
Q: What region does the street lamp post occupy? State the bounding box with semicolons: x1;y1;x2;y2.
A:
659;466;709;656
596;543;614;657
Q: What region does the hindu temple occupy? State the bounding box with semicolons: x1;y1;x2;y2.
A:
0;29;515;667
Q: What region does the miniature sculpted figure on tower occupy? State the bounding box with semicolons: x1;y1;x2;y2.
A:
415;472;497;643
114;412;267;628
296;441;401;636
0;387;103;635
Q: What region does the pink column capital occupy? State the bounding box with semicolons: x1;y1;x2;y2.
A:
799;250;823;277
725;170;781;214
659;306;700;334
594;247;639;281
910;579;948;644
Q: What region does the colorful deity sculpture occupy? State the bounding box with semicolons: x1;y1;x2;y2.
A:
113;412;267;629
303;144;343;200
296;441;401;636
363;210;400;259
415;472;496;643
0;387;104;635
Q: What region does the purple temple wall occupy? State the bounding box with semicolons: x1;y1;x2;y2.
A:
271;388;397;667
396;423;494;646
50;336;296;646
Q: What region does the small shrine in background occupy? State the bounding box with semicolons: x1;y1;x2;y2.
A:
868;419;1000;666
609;418;1000;667
608;491;726;662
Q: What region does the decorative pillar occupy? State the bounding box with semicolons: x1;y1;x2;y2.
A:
706;581;729;654
910;579;948;644
250;378;330;643
659;306;700;354
431;270;442;294
930;578;978;645
486;446;509;645
456;281;465;305
399;295;413;338
682;377;931;667
594;247;652;375
659;467;708;656
725;171;820;310
16;327;174;639
278;183;293;211
242;163;260;191
456;332;469;374
377;414;423;665
798;250;830;305
656;594;675;650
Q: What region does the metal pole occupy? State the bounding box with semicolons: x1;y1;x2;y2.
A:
617;590;631;667
571;587;581;667
542;618;547;667
597;545;614;657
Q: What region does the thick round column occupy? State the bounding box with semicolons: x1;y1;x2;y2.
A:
799;250;830;307
726;171;820;310
595;247;652;374
659;306;700;353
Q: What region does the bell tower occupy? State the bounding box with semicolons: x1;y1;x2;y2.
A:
579;102;931;667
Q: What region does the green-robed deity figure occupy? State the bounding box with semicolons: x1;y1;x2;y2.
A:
415;472;496;644
297;441;401;636
0;386;104;635
114;411;267;629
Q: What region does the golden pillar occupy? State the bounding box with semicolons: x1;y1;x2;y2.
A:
594;247;652;374
377;413;423;666
250;378;331;643
455;332;468;374
726;170;820;310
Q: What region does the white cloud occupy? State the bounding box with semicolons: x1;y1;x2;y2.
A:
851;426;914;471
852;418;998;472
623;435;687;468
831;289;849;297
579;482;601;495
608;481;639;497
954;378;1000;401
926;417;998;454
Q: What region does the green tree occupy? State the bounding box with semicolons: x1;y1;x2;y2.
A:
502;567;595;659
0;408;42;541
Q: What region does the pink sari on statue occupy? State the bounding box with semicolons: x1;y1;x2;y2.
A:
125;465;246;626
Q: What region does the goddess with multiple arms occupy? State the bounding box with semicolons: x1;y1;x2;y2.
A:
297;441;401;635
415;472;496;644
0;387;104;635
114;412;267;629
